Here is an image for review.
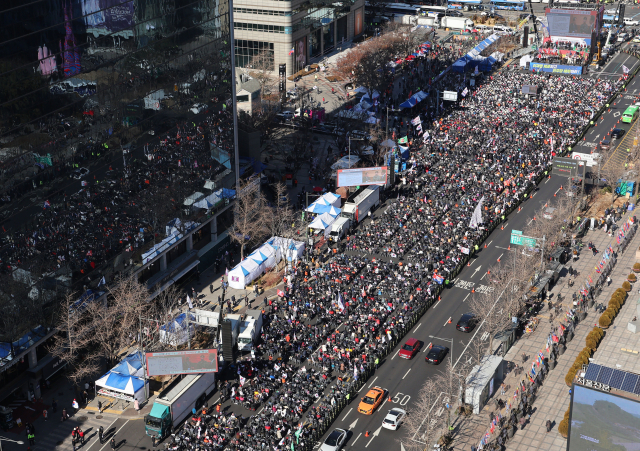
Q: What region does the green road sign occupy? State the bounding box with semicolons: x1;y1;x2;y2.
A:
510;230;537;247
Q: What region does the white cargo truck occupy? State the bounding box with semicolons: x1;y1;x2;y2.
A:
440;17;474;29
417;16;439;27
341;186;380;224
221;313;242;345
329;217;351;242
145;372;216;443
237;309;264;351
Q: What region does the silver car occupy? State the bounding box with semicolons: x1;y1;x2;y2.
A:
382;408;407;430
320;428;346;451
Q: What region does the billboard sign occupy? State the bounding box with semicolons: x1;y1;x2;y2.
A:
568;384;640;451
552;157;579;177
571;152;601;167
545;8;598;38
530;63;583;75
337;167;387;187
146;349;218;377
82;0;134;34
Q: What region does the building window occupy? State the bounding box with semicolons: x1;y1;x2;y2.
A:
234;22;286;33
233;8;290;16
237;94;250;102
235;40;274;70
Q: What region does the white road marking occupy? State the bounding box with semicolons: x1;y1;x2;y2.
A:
413;323;421;332
403;369;411;379
527;218;534;225
471;265;482;277
487;240;493;247
480;272;487;281
342;408;353;420
368;376;378;387
495;246;513;250
497;253;503;261
463;293;470;302
96;420;129;451
444;318;451;327
392;350;400;360
365;427;382;447
352;433;363;446
85;418;120;451
349;419;359;429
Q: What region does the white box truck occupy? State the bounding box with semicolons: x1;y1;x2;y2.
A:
144;372;216;443
417;16;439;27
329;217;351;242
221;313;242;345
237;309;264;351
440;17;474;29
342;186;380;224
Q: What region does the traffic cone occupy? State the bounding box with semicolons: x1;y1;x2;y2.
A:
508;245;511;251
533;216;536;220
448;317;452;324
388;395;393;402
518;206;521;212
438;296;441;301
484;243;488;248
487;270;491;274
472;288;475;293
365;431;370;437
467;261;471;266
501;224;504;230
560;185;563;190
554;192;556;197
497;257;501;262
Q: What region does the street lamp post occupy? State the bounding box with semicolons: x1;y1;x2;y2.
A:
0;437;24;451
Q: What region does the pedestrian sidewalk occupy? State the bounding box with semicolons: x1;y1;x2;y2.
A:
450;209;640;451
0;375;119;451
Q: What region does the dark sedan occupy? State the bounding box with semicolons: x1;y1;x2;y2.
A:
456;313;477;332
611;128;625;139
425;345;449;365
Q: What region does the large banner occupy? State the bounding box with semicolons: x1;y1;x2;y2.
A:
545;8;601;39
337;167;387;187
82;0;134;34
146;349;218;377
530;63;583;75
295;37;307;73
354;8;363;36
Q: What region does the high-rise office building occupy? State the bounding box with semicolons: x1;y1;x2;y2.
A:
233;0;365;76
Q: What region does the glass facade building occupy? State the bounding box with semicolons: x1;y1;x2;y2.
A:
0;0;239;300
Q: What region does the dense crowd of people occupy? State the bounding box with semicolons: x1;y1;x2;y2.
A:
0;108;236;278
152;32;626;451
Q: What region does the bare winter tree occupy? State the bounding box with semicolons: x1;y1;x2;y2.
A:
598;152;629;207
403;376;448;451
266;182;297;239
229;179;269;259
48;292;102;385
246;50;277;96
88;276;150;368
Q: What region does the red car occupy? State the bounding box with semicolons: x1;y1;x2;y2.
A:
398;338;421;359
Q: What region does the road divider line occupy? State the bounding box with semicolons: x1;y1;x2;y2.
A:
487;240;493;247
392;350;400;360
444;317;451;327
368;377;378;388
352;433;362;446
403;369;411;379
463;293;470;302
413;323;421;333
97;420;129;451
342;408;353;421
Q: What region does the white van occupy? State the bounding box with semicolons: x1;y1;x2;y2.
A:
493;25;513;34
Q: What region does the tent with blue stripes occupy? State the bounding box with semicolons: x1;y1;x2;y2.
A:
95;350;148;401
228;258;262;289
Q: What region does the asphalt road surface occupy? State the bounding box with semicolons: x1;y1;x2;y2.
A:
313;53;640;451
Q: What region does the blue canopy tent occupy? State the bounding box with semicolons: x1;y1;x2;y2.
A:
95;350;148;401
399;97;418;108
451;58;468;73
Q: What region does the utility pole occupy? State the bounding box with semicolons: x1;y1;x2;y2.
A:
385;106;389;143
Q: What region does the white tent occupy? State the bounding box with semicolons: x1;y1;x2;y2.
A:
267;237;306;262
327;206;341;218
331;156;360;171
247;243;279;273
321;192;341;208
380;139;397;149
309;212;337;239
228;259;262;289
159;313;197;346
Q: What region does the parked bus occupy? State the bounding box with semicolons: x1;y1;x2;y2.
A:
447;0;484;11
489;0;525;10
366;2;421;16
417;5;448;16
602;14;619;28
622;105;639;124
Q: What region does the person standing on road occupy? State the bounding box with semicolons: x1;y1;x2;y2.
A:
99;426;104;443
110;437;117;450
546;420;552;432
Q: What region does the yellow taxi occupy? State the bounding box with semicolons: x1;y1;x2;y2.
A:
358;387;385;415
